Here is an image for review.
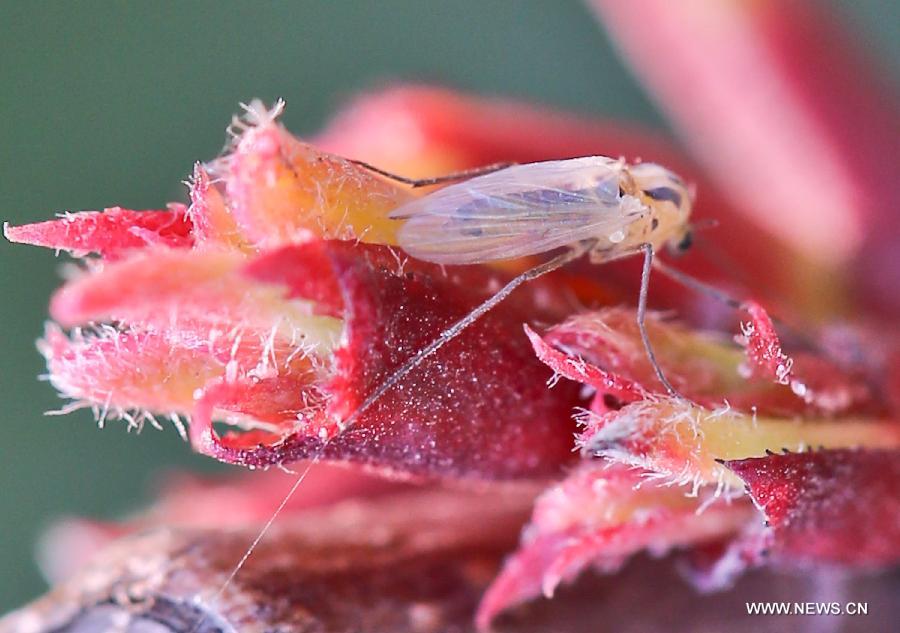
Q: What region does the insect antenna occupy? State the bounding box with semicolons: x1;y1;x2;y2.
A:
192;239;595;629
652;255;743;310
689;225;759;293
653;257;830;357
350;159;513;188
691;218;720;232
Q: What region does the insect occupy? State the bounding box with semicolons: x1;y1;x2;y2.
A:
346;155;697;415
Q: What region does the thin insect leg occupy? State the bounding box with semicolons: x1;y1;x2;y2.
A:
637;244;681;397
350;159;514;188
189;452;323;633
340;240;596;430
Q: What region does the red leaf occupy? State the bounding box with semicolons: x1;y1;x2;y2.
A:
4;206;193;259
525;310;899;491
725;449;900;567
476;463;754;628
190;242;586;480
737;302;794;385
532;306;887;418
736;302;887;416
524;323;647;412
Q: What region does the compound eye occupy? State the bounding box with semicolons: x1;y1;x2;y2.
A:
676;230;693;253
643;186;683;208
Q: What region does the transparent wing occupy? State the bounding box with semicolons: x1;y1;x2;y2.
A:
389;157;638;264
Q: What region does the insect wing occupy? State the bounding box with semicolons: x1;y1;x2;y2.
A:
389;158;632;264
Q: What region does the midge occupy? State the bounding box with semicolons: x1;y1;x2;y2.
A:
345;155;698;424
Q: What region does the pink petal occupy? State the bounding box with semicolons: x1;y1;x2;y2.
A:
39;323;320;428
48;249;339;356
737;302;795;385
4;206;193;259
476;463;754;628
536;307;886;417
524;323;648;411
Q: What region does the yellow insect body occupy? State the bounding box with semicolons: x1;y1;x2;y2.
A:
387;157;693;265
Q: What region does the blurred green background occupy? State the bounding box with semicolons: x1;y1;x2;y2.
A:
1;0;896;613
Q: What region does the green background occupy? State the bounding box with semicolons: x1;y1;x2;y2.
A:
1;0;896;613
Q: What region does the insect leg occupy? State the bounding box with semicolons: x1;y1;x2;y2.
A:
637;244;681;396
339;240;596;430
350;159;514;188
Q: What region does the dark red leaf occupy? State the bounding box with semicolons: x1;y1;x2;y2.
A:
726;449;900;566
192;241;586;480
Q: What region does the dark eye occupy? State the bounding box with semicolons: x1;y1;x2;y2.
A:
676;231;693;252
644;186;683;207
